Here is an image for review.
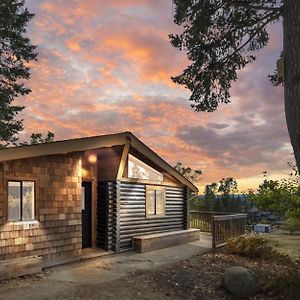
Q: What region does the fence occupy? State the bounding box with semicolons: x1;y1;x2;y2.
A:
190;211;247;248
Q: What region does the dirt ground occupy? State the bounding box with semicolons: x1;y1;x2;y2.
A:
0;240;296;300
120;252;293;300
264;230;300;261
0;238;212;300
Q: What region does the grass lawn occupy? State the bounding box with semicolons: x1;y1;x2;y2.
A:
264;229;300;261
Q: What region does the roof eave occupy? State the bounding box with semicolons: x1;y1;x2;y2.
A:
0;132;128;162
129;134;198;193
0;131;199;193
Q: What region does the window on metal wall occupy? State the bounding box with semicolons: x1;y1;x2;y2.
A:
8;181;35;221
146;186;165;217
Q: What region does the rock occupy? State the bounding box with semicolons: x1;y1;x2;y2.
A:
222;266;261;298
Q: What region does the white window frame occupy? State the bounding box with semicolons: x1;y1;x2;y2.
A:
7;180;36;222
145;186;166;218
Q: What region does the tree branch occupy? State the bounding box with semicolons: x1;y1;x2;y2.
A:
225;0;283;12
223;10;281;63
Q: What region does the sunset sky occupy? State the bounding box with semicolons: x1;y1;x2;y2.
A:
20;0;291;192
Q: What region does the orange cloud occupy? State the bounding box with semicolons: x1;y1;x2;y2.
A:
20;0;288;192
65;39;81;52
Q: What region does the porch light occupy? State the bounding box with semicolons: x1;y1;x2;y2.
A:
88;154;97;164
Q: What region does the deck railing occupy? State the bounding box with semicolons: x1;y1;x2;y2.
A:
190;211;247;248
190;211;228;232
212;214;247;248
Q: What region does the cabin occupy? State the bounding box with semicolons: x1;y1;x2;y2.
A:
0;132;198;273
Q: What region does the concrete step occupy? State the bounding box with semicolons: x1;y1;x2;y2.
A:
133;229;200;253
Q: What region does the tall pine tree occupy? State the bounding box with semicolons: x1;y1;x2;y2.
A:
0;0;37;146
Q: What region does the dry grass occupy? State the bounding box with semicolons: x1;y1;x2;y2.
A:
264;229;300;261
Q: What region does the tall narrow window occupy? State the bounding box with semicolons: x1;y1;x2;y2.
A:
146;186;165;217
8;181;35;221
8;182;21;221
155;190;164;215
147;190;155;215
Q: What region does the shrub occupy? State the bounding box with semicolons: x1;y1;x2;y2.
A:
287;208;300;219
264;267;300;299
283;217;300;234
224;235;291;264
260;219;272;225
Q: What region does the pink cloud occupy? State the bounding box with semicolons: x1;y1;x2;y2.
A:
20;0;288;191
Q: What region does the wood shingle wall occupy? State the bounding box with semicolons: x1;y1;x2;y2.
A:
0;154;83;267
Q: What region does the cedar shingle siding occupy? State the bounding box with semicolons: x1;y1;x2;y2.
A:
0;154;82;266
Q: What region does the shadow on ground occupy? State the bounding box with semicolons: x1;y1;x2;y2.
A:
0;234;212;300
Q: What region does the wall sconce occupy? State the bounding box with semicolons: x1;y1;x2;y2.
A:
88;154;97;164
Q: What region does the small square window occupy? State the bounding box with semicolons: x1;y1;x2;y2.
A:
8;181;35;222
146;186;165;217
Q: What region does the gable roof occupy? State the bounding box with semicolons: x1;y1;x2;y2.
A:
0;132;198;192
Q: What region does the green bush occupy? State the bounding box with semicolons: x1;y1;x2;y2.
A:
287;208;300;219
224;235;291;264
283;217;300;234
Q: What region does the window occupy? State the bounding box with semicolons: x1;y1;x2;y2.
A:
128;154;163;181
8;181;35;221
146;186;165;217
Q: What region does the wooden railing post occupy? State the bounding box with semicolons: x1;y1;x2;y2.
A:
212;216;216;249
184;187;190;230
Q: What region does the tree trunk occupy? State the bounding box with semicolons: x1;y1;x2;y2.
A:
283;1;300;170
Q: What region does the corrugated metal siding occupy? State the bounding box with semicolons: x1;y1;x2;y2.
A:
97;181;119;251
119;182;185;250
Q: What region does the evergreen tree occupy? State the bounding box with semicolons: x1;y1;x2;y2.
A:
170;1;300;171
218;177;238;211
0;0;37;146
203;182;218;210
18;131;54;146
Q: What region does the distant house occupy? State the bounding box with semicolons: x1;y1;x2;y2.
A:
0;132;198;268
